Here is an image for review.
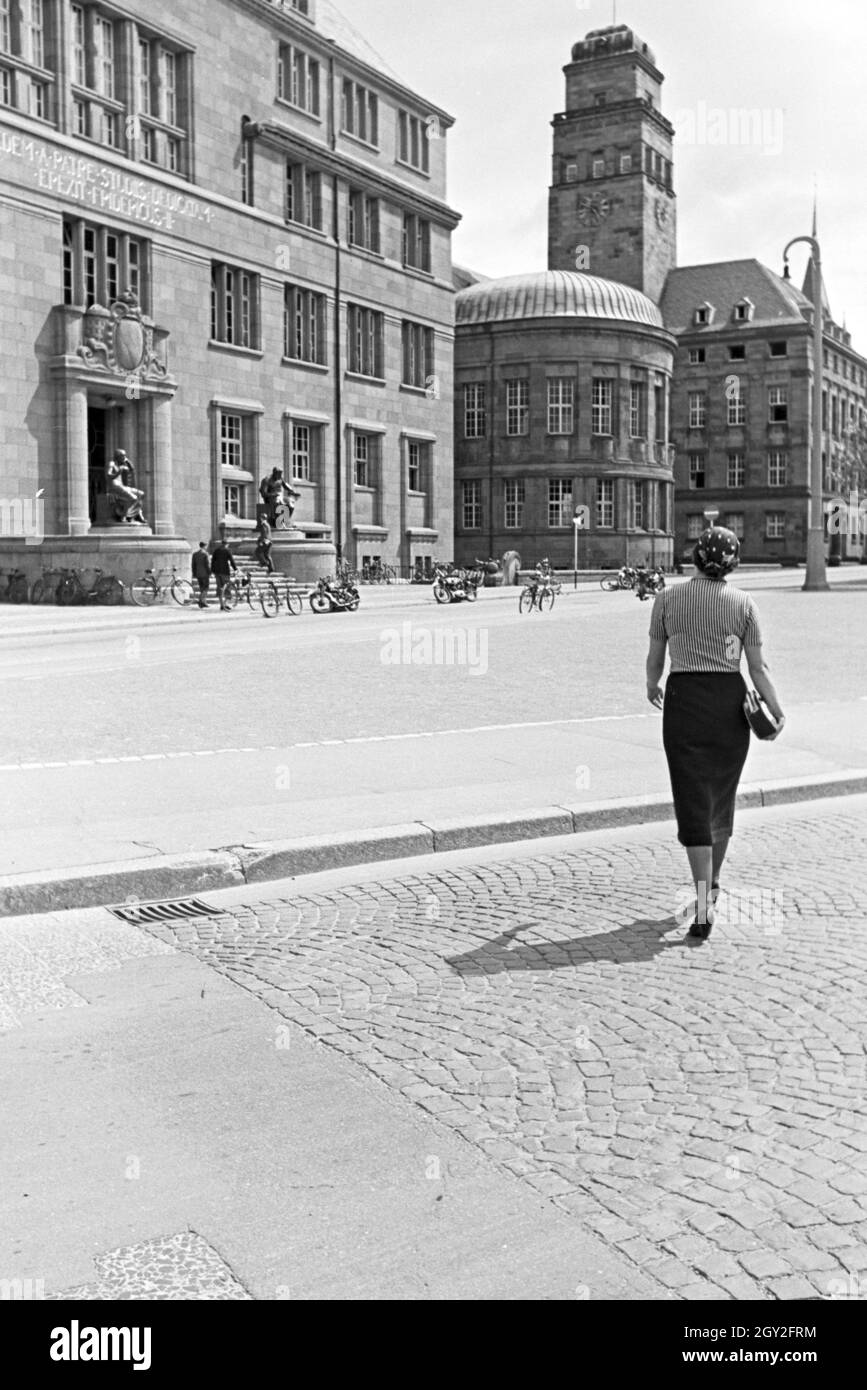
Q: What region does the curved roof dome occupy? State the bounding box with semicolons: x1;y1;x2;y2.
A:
456;270;664;329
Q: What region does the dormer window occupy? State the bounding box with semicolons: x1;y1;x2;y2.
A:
694;303;715;327
733;298;754;323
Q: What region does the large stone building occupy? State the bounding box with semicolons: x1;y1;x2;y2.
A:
0;0;459;583
663;257;867;563
456;21;865;569
453;25;679;570
454;270;676;569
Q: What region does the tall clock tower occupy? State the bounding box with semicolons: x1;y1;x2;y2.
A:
548;25;676;303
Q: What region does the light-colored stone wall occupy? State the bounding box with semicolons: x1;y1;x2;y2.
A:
454;316;676;569
0;0;457;575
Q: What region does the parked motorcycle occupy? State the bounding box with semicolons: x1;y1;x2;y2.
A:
309;575;360;613
634;566;665;601
432;564;478;604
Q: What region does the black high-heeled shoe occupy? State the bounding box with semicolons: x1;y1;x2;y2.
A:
687;916;714;941
689;881;720;924
687;890;717;941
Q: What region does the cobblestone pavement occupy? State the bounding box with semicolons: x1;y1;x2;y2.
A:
137;801;867;1302
46;1233;251;1301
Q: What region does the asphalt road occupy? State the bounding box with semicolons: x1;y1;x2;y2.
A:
1;570;866;875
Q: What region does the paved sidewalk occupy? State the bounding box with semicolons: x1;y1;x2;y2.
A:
2;795;865;1300
146;794;866;1301
2;563;863;644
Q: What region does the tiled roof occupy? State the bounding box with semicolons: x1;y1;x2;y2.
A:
660;259;812;333
456;270;665;328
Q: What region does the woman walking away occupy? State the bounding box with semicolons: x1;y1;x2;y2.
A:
645;527;785;942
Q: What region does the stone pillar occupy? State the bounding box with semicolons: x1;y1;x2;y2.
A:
151;394;175;536
65;381;90;536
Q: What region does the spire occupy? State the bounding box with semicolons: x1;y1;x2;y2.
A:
802;190;830;319
801;256;831;319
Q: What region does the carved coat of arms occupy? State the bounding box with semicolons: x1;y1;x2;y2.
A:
78;292;167;382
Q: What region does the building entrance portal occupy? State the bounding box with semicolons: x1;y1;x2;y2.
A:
87;406;109;525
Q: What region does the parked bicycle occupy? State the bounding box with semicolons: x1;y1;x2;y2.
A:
519;560;558;613
268;580;303;617
0;567;29;603
128;567;194;607
29;563;65;604
221;569;284;618
335;559;359;587
361;557;396;584
58;567;124;606
519;572;557;613
600;565;637;592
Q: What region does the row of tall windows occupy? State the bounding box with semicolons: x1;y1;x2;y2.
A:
465;380;669;440
219;411;432;520
688;386;790;428
0;0;51;120
823;390;865;439
3;6;438;182
687;452;789;490
0;3;190;170
283;163;433;272
687;512;785;541
273;31;437;170
62;216;142;307
59;220;432;387
461;480;670;531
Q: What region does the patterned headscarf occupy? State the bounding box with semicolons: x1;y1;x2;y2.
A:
693;526;740;578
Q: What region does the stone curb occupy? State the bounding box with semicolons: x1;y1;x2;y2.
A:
2;770;866;919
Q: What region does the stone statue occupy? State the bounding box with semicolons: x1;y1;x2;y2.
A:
259;468;301;530
106;449;146;524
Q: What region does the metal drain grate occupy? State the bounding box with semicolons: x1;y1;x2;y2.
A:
109;898;217;925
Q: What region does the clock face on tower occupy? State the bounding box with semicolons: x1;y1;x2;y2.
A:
576;193;611;226
654;197;670;228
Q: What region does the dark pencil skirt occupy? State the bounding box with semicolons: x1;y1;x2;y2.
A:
662;672;750;847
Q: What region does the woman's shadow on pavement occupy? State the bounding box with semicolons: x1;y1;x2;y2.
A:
446;915;691;978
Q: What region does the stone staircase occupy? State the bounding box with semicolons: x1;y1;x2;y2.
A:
199;555;310;604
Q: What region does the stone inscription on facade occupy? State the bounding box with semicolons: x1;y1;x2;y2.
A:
1;128;213;230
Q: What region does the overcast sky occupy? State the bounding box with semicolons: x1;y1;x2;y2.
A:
343;0;867;347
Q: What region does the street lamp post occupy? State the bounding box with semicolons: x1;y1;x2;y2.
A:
573;507;586;589
783;234;829;592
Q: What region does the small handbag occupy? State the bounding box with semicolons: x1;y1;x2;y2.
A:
743;689;781;739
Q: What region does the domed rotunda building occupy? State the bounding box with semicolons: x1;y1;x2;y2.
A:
453;268;677;570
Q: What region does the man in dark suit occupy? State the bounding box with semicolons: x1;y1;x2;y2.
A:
210;538;237;611
191;542;211;608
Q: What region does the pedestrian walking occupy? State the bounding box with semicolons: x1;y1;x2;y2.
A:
210;537;237;610
255;515;274;574
645;527;785;941
191;541;211;608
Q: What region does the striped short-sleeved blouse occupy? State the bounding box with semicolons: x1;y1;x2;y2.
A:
649;578;763;673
